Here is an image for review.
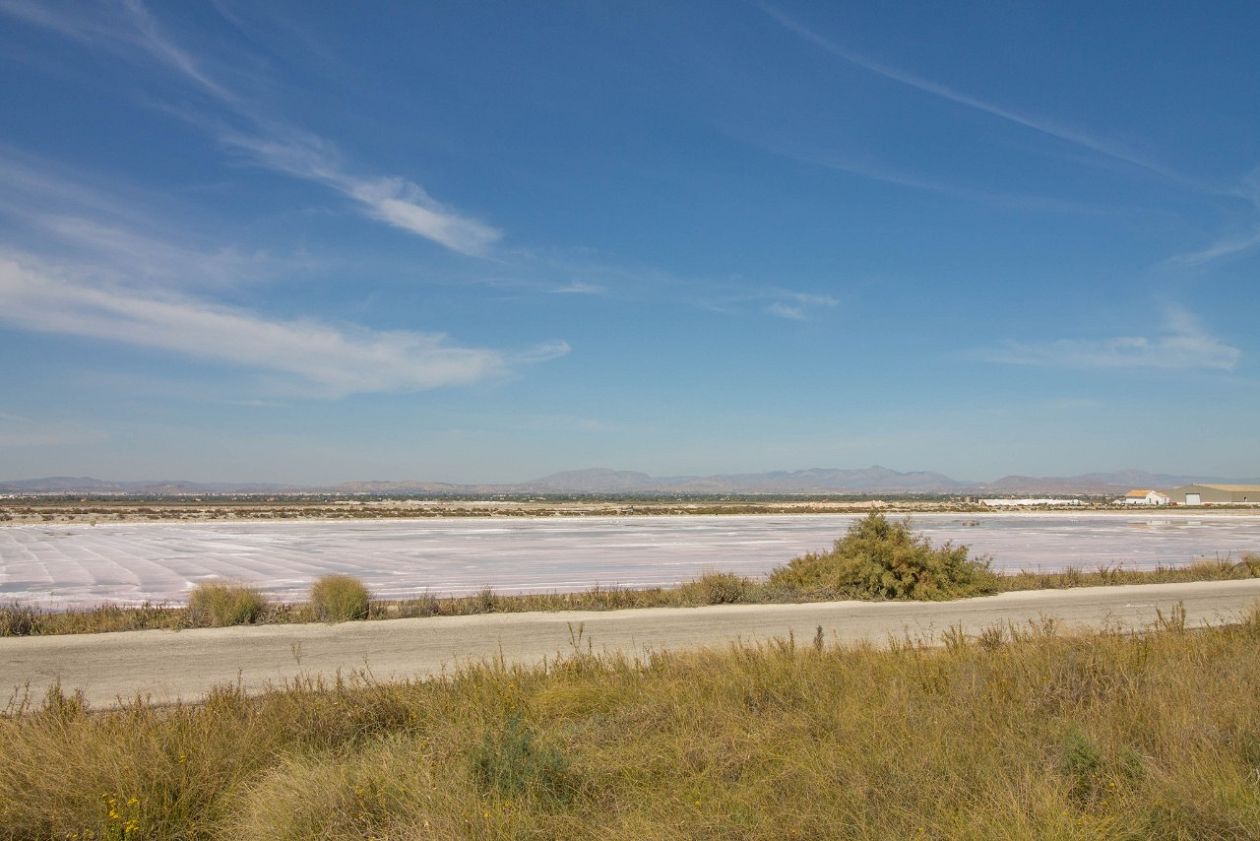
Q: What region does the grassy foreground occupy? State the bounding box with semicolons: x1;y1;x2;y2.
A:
3;608;1260;839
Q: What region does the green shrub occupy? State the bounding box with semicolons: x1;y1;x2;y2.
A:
1062;727;1105;801
470;715;576;804
311;575;370;622
768;512;998;600
187;582;267;627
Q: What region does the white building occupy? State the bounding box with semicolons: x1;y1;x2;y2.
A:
1169;484;1260;505
1118;488;1170;505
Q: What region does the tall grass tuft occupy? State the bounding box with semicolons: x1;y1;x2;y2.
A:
311;575;370;622
1243;553;1260;576
187;582;267;627
0;602;37;636
769;512;999;599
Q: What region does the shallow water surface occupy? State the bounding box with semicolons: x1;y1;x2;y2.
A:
1;513;1258;608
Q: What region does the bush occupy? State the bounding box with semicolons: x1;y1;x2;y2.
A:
187;582;267;627
769;512;998;600
677;571;754;605
1062;727;1105;802
476;586;497;613
1242;554;1260;577
0;602;38;636
470;715;576;804
311;575;370;622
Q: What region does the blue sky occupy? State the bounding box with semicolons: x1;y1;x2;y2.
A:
1;1;1256;483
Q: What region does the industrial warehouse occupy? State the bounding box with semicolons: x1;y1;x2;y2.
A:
1168;484;1260;505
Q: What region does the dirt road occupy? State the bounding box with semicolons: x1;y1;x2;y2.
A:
4;579;1258;707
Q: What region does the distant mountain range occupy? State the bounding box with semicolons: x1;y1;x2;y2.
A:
0;477;292;495
1;467;1250;497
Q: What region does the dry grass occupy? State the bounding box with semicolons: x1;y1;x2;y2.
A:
998;555;1260;592
2;607;1259;839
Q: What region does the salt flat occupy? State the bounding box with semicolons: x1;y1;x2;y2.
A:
1;512;1258;608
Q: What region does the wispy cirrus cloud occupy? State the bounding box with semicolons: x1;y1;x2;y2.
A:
766;301;809;320
22;211;293;286
755;1;1192;187
0;251;566;397
0;1;542;399
549;280;606;295
977;308;1240;371
1164;168;1260;267
764;290;838;321
788;149;1109;216
1167;227;1260;267
218;131;501;256
0;0;501;257
0;0;235;102
0;149;307;287
757;2;1260;270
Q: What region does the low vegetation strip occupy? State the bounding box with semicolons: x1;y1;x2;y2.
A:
2;609;1258;839
2;514;1258;637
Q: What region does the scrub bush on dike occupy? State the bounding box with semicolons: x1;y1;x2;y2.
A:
188;582;267;627
310;574;370;622
769;512;998;600
677;571;754;605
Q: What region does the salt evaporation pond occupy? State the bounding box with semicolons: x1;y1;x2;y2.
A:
2;513;1259;608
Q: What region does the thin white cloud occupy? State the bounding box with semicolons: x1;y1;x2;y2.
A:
0;0;501;257
756;2;1193;187
775;290;839;308
513;341;572;364
695;284;840;319
760;3;1260;267
0;147;156;229
0;0;233;102
980;309;1239;371
0;0;127;48
119;0;237;103
30;213;285;284
793;149;1108;215
0;150;307;287
1167;226;1260;267
439;273;606;296
220;131;501;257
0;252;564;397
548;280;605;295
766;302;807;320
763;288;839;321
1164;171;1260;266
